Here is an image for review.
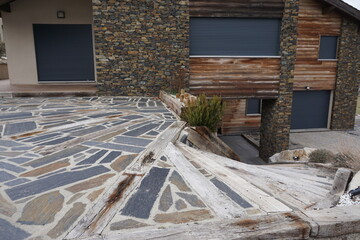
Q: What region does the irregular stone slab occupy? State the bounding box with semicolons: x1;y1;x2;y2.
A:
23;133;61;143
110;219;150;231
77;150;108;165
0;151;25;157
113;136;152;147
21;160;70;177
159;185;173;212
17;191;64;225
0;193;16;217
0;112;32;120
176;193;206;208
25;145;88;168
170;171;191;192
0;161;26;173
159;121;173;130
0;170;16;182
66;173;115;193
121;115;144;120
39;136;75;146
89;112;122;118
4;121;37;136
100;151;122;164
67;193;86;205
147;131;159;136
175;199;187;211
211;178;253;208
5;178;30;187
160;156;167;162
110;154;137;172
83;141;145;153
154;209;213;224
0;218;30;240
6;165;110;200
123;123;160;137
72;125;106;136
121;167;170;219
87;188;105;202
47;202;85;239
0;140;24;147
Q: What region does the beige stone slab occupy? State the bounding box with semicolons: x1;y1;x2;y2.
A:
20;160;70;177
65;174;115;193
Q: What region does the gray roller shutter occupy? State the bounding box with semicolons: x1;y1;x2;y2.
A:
33;24;95;82
190;18;281;56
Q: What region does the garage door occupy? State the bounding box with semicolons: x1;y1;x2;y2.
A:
291;91;331;130
33;24;95;82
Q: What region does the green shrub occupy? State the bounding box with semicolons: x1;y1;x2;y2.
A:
309;149;336;163
181;94;224;132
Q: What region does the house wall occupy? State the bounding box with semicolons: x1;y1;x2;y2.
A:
2;0;93;85
293;0;342;90
93;0;189;96
222;99;261;135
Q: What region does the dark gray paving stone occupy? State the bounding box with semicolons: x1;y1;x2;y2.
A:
25;145;88;168
42;111;73;116
11;146;33;151
211;178;253;208
160;156;167;162
0;171;16;182
0;218;30;240
39;136;75;146
77;150;108;165
83;142;145;153
176;192;206;208
4;121;37;136
0;112;32;120
159;121;174;131
138;103;146;108
100;151;122;164
0;140;25;147
159;185;173;212
139;98;148;102
111;120;127;126
147;131;159;136
23;133;61;143
138;109;169;113
5;178;31;187
124;124;160;137
38;168;67;179
62;126;85;133
6;165;110;200
8;157;33;164
113;136;152;147
43;121;74;129
121;115;144;120
128;120;155;130
89;112;122;118
72;125;106;137
175;199;187;210
0;161;26;173
121;167;170;219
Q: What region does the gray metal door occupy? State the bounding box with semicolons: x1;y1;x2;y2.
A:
291;91;331;129
33;24;95;82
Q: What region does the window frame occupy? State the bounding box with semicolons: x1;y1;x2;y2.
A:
246;98;262;116
318;35;339;61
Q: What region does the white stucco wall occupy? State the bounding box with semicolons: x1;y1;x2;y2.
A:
2;0;93;85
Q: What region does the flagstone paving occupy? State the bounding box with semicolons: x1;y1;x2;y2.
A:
0;96;176;240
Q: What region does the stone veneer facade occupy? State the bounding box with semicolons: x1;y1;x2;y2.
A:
259;0;300;161
92;0;189;96
331;17;360;130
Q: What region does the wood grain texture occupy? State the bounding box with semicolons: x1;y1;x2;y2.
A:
294;0;342;91
189;58;280;98
222;99;261;135
190;0;284;18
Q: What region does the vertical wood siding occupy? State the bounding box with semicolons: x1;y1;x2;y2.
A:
222;99;261;135
189;58;280;98
294;0;342;90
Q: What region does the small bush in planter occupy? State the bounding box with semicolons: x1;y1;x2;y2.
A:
181;94;224;132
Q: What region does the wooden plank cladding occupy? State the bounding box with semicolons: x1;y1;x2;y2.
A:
222;99;261;135
189;0;284;18
189;57;280;98
293;0;342;91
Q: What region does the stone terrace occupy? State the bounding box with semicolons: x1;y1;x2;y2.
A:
0;97;176;239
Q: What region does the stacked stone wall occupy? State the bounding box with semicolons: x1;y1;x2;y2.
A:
331;18;360;130
259;0;299;161
92;0;189;96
